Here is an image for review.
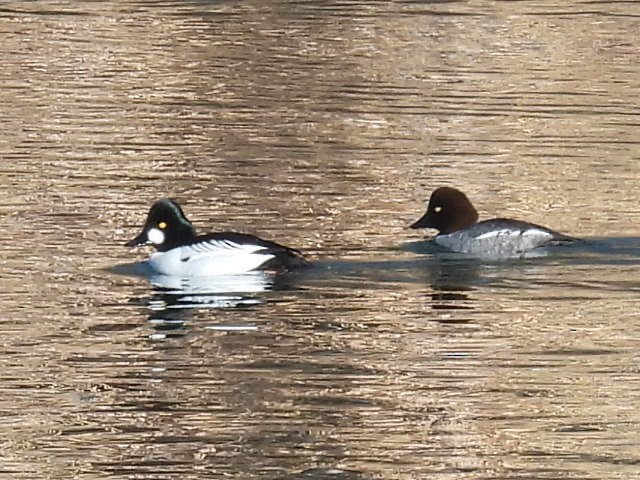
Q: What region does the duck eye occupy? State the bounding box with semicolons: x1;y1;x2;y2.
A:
158;222;167;229
434;206;442;213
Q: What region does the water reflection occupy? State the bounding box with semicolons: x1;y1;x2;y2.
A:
125;233;640;332
148;272;273;306
111;235;640;344
144;273;271;337
113;264;305;338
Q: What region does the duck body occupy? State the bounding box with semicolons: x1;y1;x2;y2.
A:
431;218;575;256
410;187;577;256
126;199;309;276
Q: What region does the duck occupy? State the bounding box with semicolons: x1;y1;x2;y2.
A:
409;187;577;256
125;198;309;276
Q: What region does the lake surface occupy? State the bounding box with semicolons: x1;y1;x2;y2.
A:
2;1;640;479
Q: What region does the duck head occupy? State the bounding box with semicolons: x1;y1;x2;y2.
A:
409;187;479;234
125;198;197;252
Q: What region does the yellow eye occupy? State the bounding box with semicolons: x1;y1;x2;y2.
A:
158;222;167;229
434;206;442;213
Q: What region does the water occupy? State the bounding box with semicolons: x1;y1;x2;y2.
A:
2;1;640;478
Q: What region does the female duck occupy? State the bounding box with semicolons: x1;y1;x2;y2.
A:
410;187;577;256
126;199;309;276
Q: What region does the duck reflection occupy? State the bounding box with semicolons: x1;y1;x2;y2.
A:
145;271;279;337
109;259;298;337
148;272;273;310
403;236;618;316
402;241;481;311
422;256;478;313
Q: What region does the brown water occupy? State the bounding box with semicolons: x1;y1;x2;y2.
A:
2;1;640;479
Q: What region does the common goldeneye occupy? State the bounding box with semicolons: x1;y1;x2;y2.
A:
125;199;309;276
409;187;577;256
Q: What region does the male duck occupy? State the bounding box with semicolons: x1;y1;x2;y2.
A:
126;198;309;276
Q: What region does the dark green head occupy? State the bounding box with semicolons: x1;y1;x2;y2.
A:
125;198;197;252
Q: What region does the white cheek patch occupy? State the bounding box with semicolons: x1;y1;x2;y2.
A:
147;228;165;245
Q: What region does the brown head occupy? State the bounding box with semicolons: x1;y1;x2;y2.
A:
409;187;479;234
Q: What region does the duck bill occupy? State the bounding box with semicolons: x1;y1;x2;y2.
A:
409;212;433;229
125;230;149;247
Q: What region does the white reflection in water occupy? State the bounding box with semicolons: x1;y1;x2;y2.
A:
149;272;273;309
146;272;273;338
110;266;282;336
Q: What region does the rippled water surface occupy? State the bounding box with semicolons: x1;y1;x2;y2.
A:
2;1;640;479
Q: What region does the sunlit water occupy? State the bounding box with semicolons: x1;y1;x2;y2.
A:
2;1;640;479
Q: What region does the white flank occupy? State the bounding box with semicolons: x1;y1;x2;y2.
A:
204;252;275;274
474;229;517;240
522;228;553;239
148;240;275;276
147;228;165;245
192;239;268;254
